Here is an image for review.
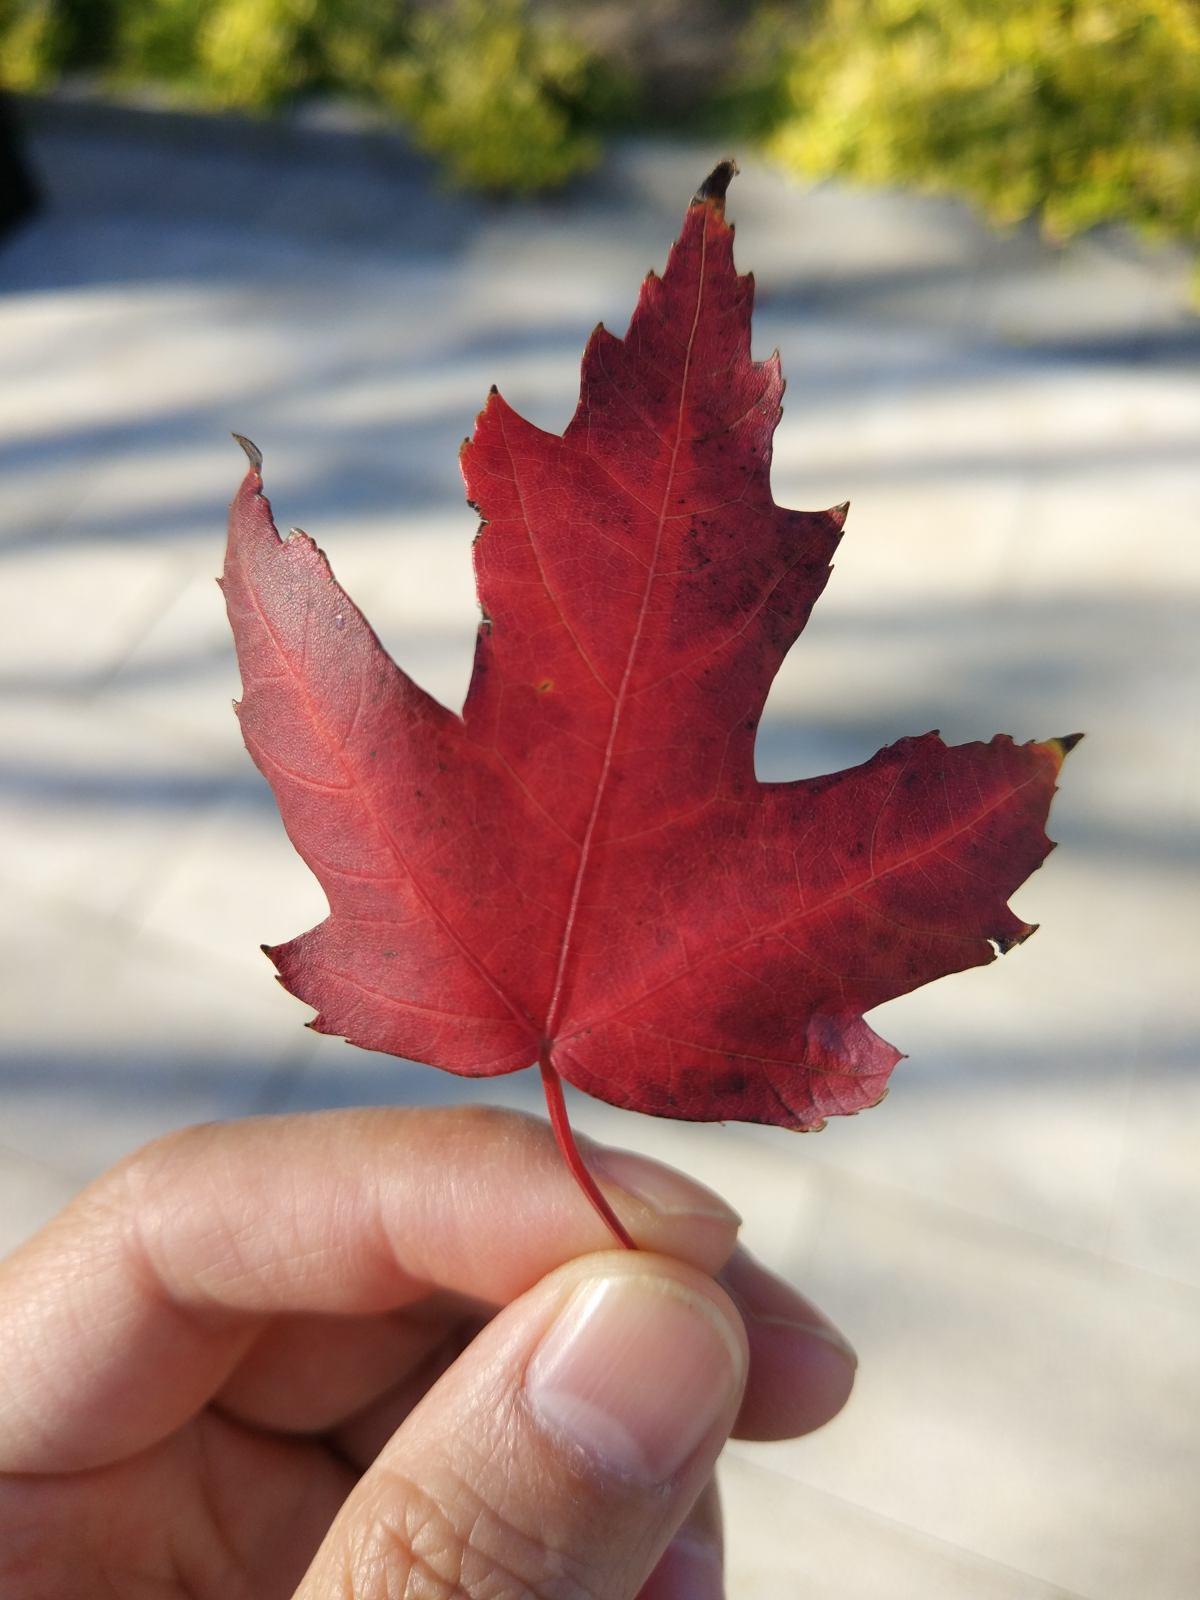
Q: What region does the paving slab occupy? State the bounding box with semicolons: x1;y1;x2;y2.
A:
758;1159;1200;1600
720;1451;1090;1600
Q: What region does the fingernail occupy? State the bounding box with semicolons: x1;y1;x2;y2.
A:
745;1302;857;1374
526;1273;746;1485
586;1144;742;1227
717;1248;856;1432
720;1247;857;1367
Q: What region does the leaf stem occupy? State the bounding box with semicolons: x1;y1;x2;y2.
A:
538;1047;637;1250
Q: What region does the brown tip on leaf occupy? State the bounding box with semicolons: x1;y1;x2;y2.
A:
1053;731;1085;758
828;500;851;528
489;383;499;397
232;433;262;471
692;158;739;211
996;923;1038;955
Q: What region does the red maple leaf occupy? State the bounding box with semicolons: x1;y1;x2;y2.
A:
223;162;1075;1245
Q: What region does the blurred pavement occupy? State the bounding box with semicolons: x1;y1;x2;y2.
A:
1;102;1198;1598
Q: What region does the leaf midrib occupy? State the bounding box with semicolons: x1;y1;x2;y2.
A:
540;220;711;1045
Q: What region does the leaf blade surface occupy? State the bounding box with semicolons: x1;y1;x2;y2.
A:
224;171;1072;1130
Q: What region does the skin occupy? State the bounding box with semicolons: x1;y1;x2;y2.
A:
0;1106;856;1598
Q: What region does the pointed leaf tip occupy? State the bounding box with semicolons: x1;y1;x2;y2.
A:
1042;731;1084;766
692;158;739;210
996;922;1039;954
232;433;263;471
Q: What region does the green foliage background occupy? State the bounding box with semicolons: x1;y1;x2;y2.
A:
737;1;1200;251
3;0;1198;282
0;0;619;192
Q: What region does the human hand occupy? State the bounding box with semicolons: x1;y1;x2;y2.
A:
0;1107;855;1598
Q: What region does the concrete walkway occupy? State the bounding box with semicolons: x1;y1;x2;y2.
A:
2;101;1198;1599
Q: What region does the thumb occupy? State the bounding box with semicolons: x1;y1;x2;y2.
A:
294;1252;748;1600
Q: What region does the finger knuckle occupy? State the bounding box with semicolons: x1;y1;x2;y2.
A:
105;1121;223;1210
88;1122;236;1302
439;1103;539;1154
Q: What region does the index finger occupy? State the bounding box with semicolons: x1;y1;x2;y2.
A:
0;1106;740;1473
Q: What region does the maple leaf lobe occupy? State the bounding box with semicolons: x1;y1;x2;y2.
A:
223;168;1073;1134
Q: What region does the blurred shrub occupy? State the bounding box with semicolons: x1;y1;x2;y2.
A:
313;0;411;99
9;0;1195;240
377;0;609;193
0;0;94;87
114;0;409;108
736;0;1200;260
195;0;316;108
0;0;617;191
111;0;208;88
0;1;54;89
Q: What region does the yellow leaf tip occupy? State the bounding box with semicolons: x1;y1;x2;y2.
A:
1042;731;1084;766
